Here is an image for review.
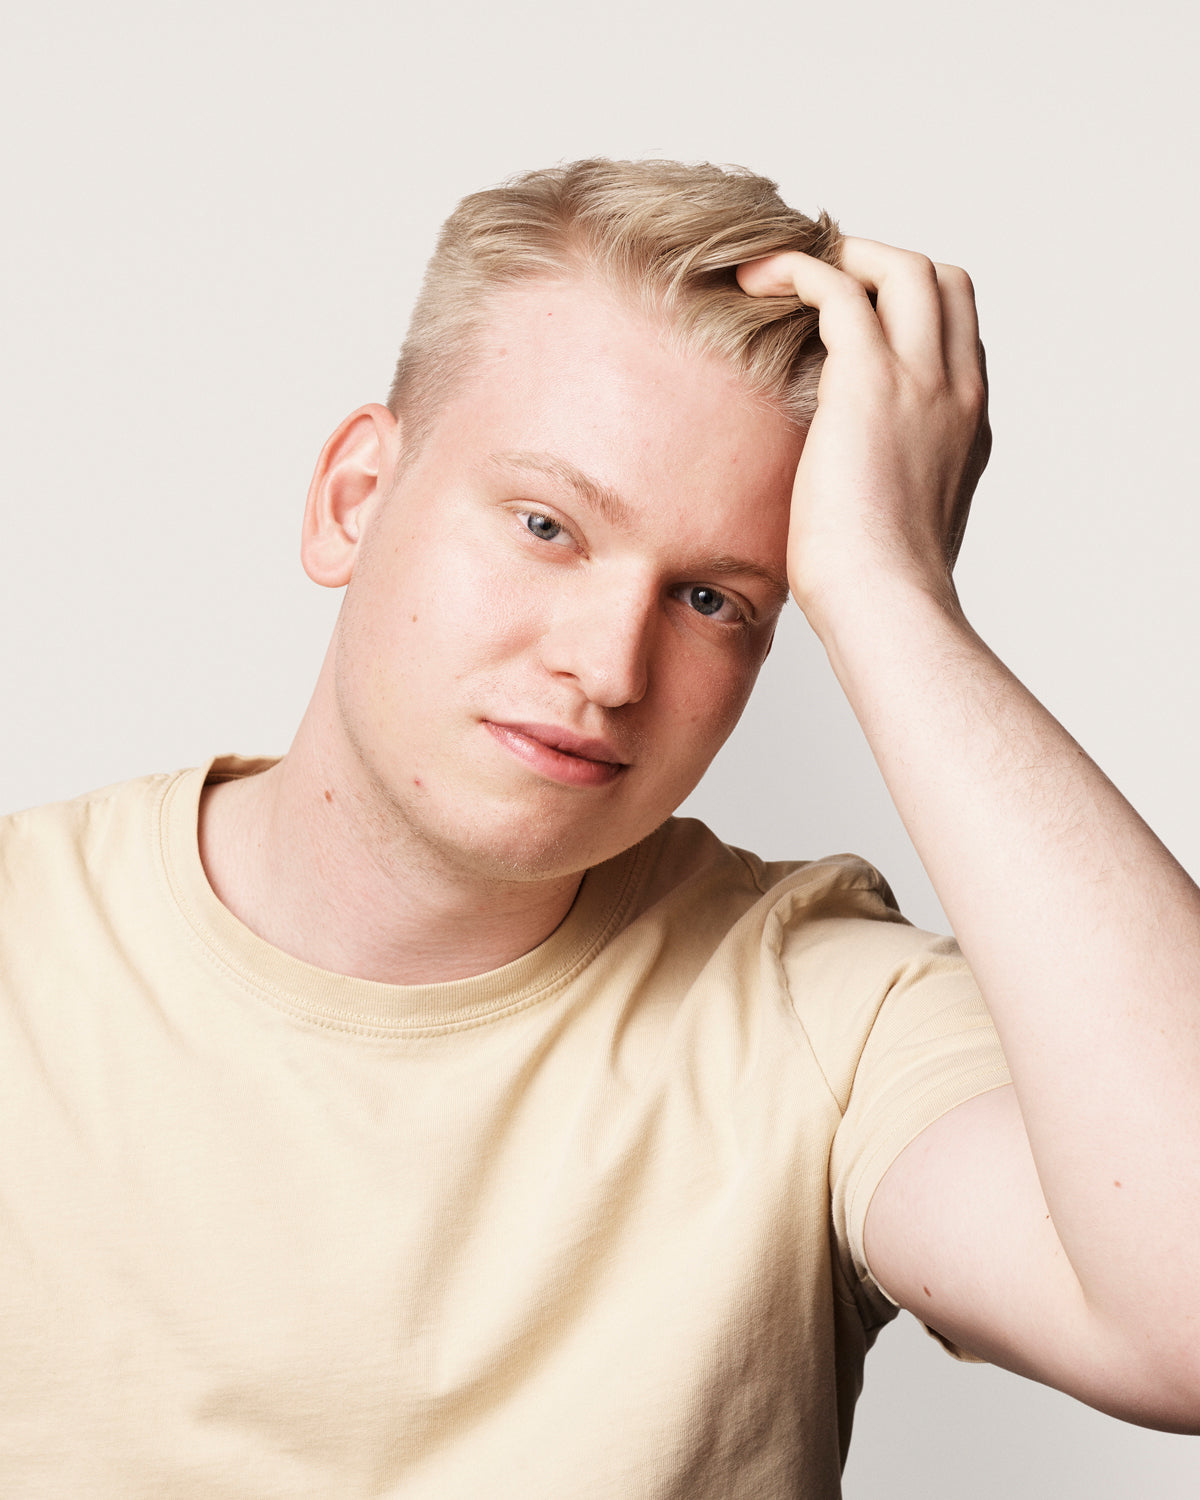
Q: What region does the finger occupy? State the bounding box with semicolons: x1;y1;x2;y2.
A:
837;237;945;372
737;250;889;361
934;262;984;388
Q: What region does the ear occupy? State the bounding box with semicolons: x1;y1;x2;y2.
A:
300;403;401;588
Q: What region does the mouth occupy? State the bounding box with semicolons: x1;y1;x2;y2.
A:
483;721;629;788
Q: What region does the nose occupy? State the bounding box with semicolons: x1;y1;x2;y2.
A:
539;584;655;709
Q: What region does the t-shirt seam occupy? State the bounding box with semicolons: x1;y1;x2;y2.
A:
2;777;154;835
777;862;922;1116
767;860;919;1117
768;862;899;1119
729;844;771;898
775;942;845;1118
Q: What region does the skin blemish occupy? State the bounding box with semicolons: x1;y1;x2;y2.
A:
1114;1180;1122;1188
413;778;423;788
923;1286;932;1298
411;615;418;623
323;789;333;803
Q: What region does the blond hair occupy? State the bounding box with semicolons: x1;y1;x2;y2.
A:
387;158;840;454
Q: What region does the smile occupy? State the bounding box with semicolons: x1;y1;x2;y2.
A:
483;721;628;788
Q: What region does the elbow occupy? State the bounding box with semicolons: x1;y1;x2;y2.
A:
1096;1334;1200;1435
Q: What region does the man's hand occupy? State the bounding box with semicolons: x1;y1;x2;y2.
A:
738;240;991;631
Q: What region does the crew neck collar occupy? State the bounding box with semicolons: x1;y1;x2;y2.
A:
157;756;651;1037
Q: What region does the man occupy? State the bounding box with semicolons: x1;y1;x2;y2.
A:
1;159;1197;1495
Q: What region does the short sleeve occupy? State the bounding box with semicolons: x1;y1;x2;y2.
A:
770;862;1012;1342
835;936;1010;1331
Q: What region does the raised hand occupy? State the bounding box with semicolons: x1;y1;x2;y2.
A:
738;239;991;633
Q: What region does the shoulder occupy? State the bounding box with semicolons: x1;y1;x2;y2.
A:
641;820;991;1091
0;767;204;924
2;768;171;853
2;772;148;856
634;817;963;1023
637;815;903;924
640;816;943;979
0;755;270;881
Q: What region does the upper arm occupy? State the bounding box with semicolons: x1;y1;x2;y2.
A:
863;1084;1198;1433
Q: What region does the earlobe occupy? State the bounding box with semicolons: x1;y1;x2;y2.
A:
300;404;401;588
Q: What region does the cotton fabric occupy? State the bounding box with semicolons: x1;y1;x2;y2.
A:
0;758;1010;1497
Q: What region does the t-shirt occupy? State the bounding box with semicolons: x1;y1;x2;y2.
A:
0;757;1011;1499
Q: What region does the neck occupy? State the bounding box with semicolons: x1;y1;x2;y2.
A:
197;728;584;987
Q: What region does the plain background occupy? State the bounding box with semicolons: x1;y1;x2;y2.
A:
2;1;1198;1493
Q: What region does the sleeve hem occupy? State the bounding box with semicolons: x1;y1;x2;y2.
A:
845;1064;1014;1304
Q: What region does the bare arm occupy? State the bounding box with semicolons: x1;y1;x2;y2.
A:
740;242;1200;1431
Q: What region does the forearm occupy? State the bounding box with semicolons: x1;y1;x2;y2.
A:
816;573;1200;1335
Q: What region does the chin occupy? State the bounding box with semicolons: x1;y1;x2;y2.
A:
421;800;647;886
465;825;622;885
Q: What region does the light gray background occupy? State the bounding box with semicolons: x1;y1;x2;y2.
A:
2;1;1197;1493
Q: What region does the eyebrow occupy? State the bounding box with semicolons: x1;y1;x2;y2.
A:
488;449;792;617
488;450;634;528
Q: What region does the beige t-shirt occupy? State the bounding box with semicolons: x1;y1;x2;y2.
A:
0;758;1010;1498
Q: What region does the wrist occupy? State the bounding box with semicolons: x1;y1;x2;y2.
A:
796;556;968;655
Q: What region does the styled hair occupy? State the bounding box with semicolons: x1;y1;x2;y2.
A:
387;158;840;455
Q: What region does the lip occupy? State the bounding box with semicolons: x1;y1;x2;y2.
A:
483;721;629;788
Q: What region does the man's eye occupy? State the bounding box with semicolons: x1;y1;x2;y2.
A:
522;512;564;542
683;585;738;621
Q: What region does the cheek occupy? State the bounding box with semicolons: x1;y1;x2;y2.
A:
454;555;543;656
667;650;761;752
667;628;776;774
390;539;557;702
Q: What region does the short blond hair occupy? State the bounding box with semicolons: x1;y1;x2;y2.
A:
387;158;840;453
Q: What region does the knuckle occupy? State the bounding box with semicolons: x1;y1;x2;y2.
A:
957;365;988;413
900;249;938;283
937;262;976;297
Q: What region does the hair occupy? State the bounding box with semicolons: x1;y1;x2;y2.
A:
386;158;841;457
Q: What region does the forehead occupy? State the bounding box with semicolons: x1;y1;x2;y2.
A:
414;276;803;547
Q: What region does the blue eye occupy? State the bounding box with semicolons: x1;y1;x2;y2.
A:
524;512;562;541
687;586;728;617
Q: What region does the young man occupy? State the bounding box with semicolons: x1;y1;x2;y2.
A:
2;159;1197;1495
